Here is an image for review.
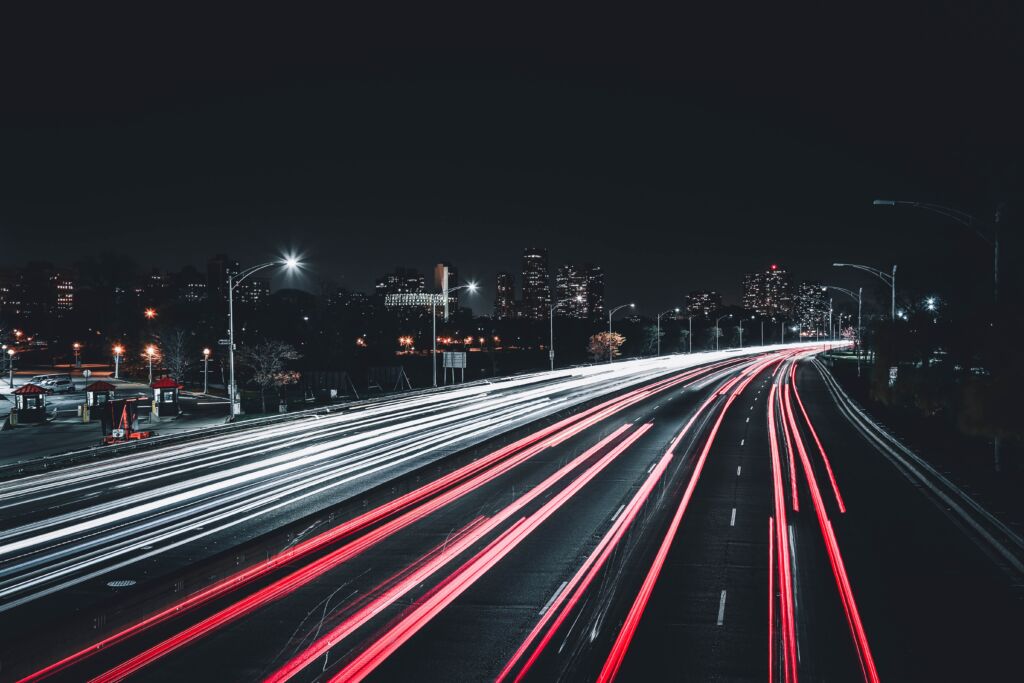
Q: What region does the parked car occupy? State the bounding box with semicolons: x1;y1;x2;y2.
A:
42;375;75;393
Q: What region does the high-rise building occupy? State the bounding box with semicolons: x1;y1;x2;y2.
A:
375;268;426;300
433;263;460;312
207;254;240;303
742;264;793;317
584;265;605;319
236;278;270;308
520;247;551;321
555;264;588;318
494;272;516;320
51;269;74;315
796;281;828;330
173;266;207;304
742;272;762;311
685;290;722;318
552;263;604;319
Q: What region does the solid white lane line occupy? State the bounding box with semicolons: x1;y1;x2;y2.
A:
736;466;742;476
740;438;745;446
730;508;736;526
746;417;750;423
717;589;727;625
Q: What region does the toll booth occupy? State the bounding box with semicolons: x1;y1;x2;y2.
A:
150;376;180;417
11;383;50;424
99;397;154;444
82;380;116;423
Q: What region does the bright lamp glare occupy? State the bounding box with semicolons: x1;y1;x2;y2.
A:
283;256;300;270
466;282;478;292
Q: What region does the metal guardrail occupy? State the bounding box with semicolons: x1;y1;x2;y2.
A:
813;358;1024;581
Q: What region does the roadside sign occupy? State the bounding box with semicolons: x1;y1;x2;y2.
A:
443;352;467;369
218;339;230;346
82;369;92;379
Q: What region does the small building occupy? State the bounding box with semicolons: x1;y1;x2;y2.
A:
150;376;181;417
11;383;50;424
85;380;116;407
82;380;117;423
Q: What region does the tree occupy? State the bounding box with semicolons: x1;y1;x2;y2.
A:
238;340;302;412
640;324;662;355
678;328;691;352
157;327;194;384
587;331;625;361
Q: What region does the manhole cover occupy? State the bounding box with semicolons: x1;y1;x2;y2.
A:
106;579;137;588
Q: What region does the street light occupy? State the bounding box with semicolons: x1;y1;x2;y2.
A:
655;308;680;356
202;348;211;394
72;342;81;368
607;303;635;363
6;348;14;388
874;199;1001;305
714;313;732;351
432;282;477;387
145;345;157;384
825;285;863;367
549;295;584;371
833;262;897;320
113;344;124;380
227;256;302;416
738;315;754;348
144;308;157;320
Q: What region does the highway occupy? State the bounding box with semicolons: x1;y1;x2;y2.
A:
2;344;1021;681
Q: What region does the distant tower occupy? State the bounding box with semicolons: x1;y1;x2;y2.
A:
520;247;551;321
494;272;516;320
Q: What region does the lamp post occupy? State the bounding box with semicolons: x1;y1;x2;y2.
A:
714;313;732;351
549;295;583;371
72;342;81;368
738;316;753;348
687;316;694;353
833;262;896;320
874;199;1001;306
202;348;211;394
113;345;123;380
6;349;14;388
432;282;477;387
760;319;764;347
655;307;680;356
227;256;300;416
145;345;157;384
825;285;862;372
607;303;635;363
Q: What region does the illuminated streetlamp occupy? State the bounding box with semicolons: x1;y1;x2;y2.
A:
227;255;302;416
72;342;82;368
714;313;732;351
202;348;211;394
432;282;477;387
607;303;635;363
833;262;896;320
145;345;157;384
6;348;13;388
549;295;584;371
144;308;157;320
113;345;124;379
655;308;680;356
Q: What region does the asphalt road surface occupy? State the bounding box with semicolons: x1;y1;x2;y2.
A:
2;345;1021;682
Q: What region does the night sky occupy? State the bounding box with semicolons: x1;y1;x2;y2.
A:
2;6;1022;315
